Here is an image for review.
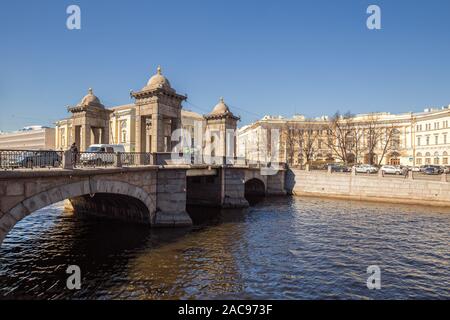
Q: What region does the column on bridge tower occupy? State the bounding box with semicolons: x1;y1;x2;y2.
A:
135;114;145;153
171;115;182;152
151;113;165;152
82;124;91;151
131;65;187;155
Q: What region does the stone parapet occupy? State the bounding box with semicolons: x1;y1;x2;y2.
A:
286;169;450;207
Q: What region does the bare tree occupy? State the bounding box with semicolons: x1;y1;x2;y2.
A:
377;125;398;165
361;114;399;165
282;123;301;165
324;111;358;164
298;124;320;165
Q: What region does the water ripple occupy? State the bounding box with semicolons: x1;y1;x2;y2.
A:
0;197;449;299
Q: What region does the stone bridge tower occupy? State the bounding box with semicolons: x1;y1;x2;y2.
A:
131;66;187;153
68;88;112;151
204;97;240;161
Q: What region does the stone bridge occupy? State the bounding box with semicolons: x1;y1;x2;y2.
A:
0;165;285;245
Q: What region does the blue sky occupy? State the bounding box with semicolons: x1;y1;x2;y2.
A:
1;0;450;131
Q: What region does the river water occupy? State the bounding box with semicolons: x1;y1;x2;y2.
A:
0;196;449;299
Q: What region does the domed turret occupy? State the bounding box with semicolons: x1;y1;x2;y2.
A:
78;88;103;108
210;97;230;115
143;66;172;91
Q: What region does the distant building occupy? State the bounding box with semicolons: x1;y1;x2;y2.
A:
238;106;450;167
0;126;55;150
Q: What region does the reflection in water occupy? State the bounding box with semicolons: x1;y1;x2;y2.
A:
1;197;449;299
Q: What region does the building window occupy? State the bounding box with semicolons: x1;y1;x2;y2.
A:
426;136;430;145
435;135;439;145
416;158;422;165
444;158;448;165
59;128;66;148
425;158;431;164
120;120;127;143
444;135;448;144
417;137;421;146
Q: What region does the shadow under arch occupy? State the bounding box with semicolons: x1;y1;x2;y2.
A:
0;180;155;246
244;178;266;205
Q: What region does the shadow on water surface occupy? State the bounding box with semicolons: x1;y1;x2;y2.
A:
1;196;450;299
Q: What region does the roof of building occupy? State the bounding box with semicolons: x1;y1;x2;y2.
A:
110;104;135;111
181;109;204;120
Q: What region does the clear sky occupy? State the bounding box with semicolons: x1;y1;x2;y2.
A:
1;0;450;131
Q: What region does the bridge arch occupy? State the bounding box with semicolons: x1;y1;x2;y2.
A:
244;178;266;205
0;180;155;245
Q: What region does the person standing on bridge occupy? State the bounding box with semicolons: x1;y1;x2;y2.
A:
70;143;79;167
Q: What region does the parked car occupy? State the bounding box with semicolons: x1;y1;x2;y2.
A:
380;165;402;175
353;164;378;174
423;166;441;175
426;165;443;174
419;165;443;173
328;163;350;173
442;165;450;174
8;151;61;168
80;144;125;165
409;166;421;172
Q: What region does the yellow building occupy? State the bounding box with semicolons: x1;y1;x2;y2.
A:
238;107;450;167
0;126;55;150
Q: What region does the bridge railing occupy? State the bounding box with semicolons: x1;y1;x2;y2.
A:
120;152;153;166
0;150;63;170
74;152;116;168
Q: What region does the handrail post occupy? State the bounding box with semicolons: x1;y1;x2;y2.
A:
115;152;122;168
62;150;73;169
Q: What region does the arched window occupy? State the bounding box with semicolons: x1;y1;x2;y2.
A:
390;129;401;149
120;120;127;143
416;152;422;157
425;152;431;157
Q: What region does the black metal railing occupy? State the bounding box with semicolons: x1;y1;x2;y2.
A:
0;149;284;170
120;152;153;166
0;150;63;169
74;152;116;168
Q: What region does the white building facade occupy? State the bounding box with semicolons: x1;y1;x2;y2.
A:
238;106;450;167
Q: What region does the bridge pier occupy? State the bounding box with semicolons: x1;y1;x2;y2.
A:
221;168;250;208
154;168;192;227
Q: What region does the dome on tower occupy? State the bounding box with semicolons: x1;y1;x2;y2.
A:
210;97;231;115
78;88;103;108
144;66;172;91
205;97;240;121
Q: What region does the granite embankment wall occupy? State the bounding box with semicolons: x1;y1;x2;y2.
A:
286;169;450;206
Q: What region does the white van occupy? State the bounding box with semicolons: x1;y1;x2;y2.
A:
80;144;125;165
